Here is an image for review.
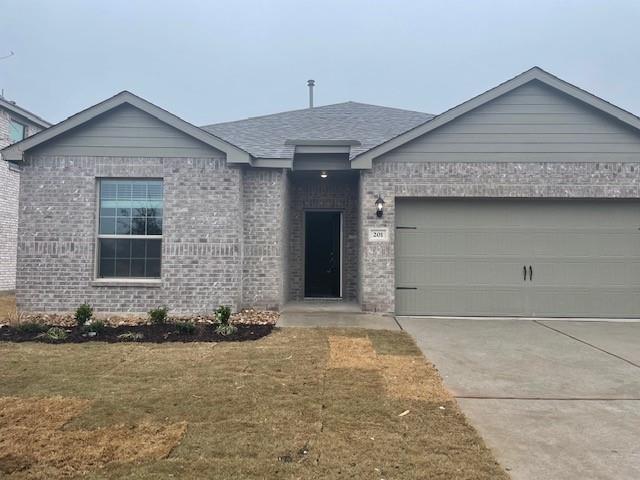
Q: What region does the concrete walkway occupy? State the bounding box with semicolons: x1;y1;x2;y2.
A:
398;317;640;480
279;302;400;330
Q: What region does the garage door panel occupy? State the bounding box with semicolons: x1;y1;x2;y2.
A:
395;198;640;317
528;288;640;317
532;260;640;287
397;286;527;316
397;258;529;285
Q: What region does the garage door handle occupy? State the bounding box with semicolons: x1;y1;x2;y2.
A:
529;265;533;281
396;287;417;290
523;265;527;281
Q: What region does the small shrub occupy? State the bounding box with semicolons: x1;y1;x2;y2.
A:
39;327;69;343
148;306;169;325
118;331;144;342
215;305;231;325
175;320;196;335
85;319;107;334
75;303;93;326
215;323;237;336
15;321;47;334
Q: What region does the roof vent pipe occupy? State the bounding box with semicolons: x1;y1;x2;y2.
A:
307;79;315;108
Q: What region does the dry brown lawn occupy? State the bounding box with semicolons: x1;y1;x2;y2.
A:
0;292;16;322
0;323;508;479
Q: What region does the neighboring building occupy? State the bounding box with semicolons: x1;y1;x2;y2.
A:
3;67;640;317
0;97;50;291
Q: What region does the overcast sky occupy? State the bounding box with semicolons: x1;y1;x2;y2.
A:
1;0;638;125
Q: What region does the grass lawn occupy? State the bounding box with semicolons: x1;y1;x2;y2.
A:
0;292;16;321
0;323;508;479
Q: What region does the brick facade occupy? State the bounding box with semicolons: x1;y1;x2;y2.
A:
241;167;288;309
359;160;640;313
0;108;43;291
17;155;247;314
288;173;359;301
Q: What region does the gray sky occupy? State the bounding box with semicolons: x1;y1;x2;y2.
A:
1;0;639;126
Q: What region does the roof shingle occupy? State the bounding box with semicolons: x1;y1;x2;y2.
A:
201;101;433;160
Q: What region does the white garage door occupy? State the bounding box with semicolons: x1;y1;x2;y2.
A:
395;199;640;317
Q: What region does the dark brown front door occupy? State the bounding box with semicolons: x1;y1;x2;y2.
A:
305;211;341;297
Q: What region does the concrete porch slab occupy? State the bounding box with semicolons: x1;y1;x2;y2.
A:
278;310;400;330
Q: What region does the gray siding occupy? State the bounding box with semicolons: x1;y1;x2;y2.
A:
31;104;222;158
391;81;640;163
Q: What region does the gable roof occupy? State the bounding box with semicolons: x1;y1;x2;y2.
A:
1;91;252;164
351;66;640;168
0;97;51;129
202;101;433;161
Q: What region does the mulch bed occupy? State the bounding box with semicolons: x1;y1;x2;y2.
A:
0;323;273;344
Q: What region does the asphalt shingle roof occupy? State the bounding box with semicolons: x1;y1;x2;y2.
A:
201;101;434;160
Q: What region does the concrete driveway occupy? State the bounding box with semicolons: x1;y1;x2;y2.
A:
397;318;640;480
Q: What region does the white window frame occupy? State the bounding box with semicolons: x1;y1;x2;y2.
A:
94;178;164;281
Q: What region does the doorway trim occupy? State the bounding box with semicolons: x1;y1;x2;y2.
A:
303;209;343;299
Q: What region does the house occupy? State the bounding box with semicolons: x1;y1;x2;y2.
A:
0;97;50;291
2;67;640;317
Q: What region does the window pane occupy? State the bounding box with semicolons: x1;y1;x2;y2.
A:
131;239;146;257
131;259;145;277
145;259;161;278
100;207;116;216
115;259;130;277
147;218;162;235
99;258;115;278
133;207;146;217
131;217;146;235
99;217;116;235
146;207;162;218
117;183;132;200
116;218;131;235
100;239;116;258
147;239;162;258
115;239;131;258
9;121;25;143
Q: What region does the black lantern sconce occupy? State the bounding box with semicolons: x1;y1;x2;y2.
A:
375;195;385;218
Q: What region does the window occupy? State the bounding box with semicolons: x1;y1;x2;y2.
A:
9;120;26;143
97;179;163;278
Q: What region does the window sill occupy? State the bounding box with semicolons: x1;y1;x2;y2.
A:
91;279;162;288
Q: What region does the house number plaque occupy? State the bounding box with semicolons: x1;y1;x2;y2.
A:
368;227;389;242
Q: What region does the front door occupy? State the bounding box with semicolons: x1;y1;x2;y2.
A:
305;211;341;297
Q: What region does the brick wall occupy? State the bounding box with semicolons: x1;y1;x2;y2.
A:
0;108;42;291
17;155;246;314
288;173;359;301
241;167;287;309
359;160;640;313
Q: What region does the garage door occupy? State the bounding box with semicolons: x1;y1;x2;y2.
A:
395;199;640;317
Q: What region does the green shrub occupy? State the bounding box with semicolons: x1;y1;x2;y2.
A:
117;331;144;342
215;305;231;325
15;321;47;334
215;323;237;336
75;303;93;326
39;327;69;342
85;319;107;334
175;320;196;335
148;306;169;325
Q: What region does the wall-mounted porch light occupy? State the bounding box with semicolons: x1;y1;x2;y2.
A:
320;171;328;179
375;194;385;218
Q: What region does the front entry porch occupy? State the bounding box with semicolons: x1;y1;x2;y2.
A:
286;170;360;303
